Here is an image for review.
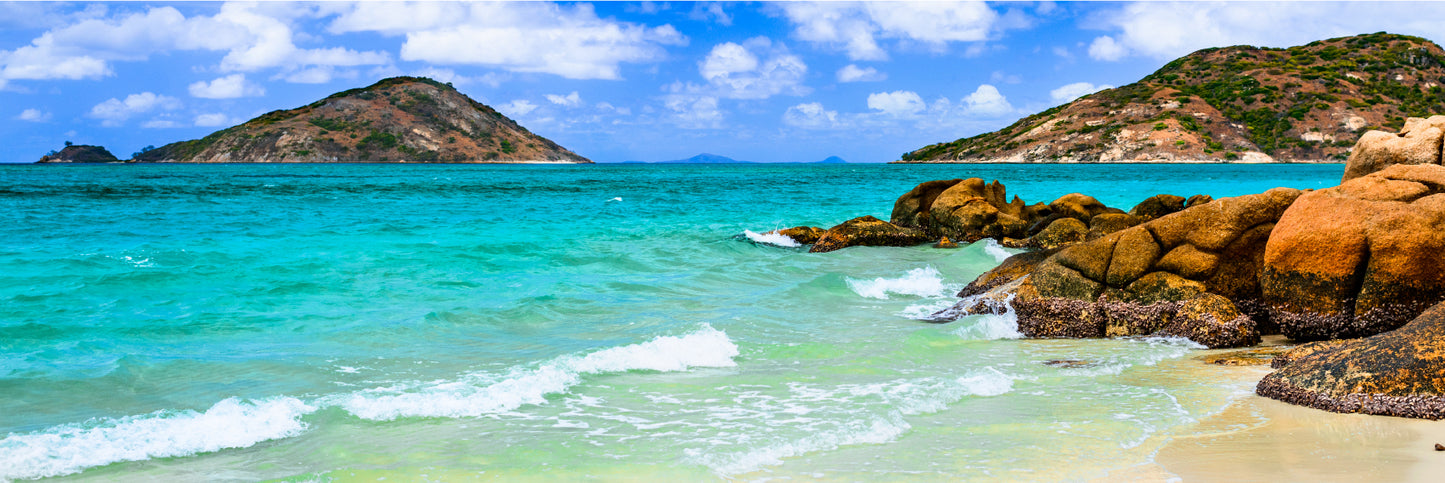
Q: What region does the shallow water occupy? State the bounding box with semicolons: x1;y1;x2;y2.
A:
0;163;1345;480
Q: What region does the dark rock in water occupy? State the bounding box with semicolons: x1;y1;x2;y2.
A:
933;236;959;249
1043;359;1093;368
1341;116;1445;182
1262;164;1445;341
1186;194;1214;208
1436;443;1444;451
1030;218;1087;249
1159;293;1259;349
957;248;1059;298
771;226;827;245
809;216;931;253
1199;345;1293;366
1256;301;1445;420
1128;194;1187;220
36;144;120;163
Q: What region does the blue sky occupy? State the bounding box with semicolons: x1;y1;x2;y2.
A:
5;1;1445;163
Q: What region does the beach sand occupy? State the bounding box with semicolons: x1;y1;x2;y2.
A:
1103;354;1445;482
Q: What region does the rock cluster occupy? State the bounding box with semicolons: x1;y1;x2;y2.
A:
1258;301;1445;419
1341;115;1445;182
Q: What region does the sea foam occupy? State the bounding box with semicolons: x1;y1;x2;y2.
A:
952;294;1024;340
981;238;1017;263
334;325;739;420
847;267;951;299
0;397;314;481
743;229;801;248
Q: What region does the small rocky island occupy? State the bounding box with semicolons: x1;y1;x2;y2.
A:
39;76;590;164
771;115;1445;420
35;143;120;163
896;33;1445;163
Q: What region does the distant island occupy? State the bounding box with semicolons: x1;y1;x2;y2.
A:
35;143;120;164
897;33;1445;163
618;153;848;164
37;76;590;164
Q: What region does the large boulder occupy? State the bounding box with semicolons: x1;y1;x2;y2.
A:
1128;194;1187;220
890;178;1051;243
809;216;931;253
1261;164;1445;340
770;226;826;245
1257;301;1445;420
936;188;1302;348
1341;115;1445;182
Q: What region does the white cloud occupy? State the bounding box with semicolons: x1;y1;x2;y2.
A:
783;102;841;129
777;2;1007;61
663;94;723;129
837;64;885;83
867;90;925;117
88;92;181;127
693;38;809;99
1087;36;1127;62
596;102;631;115
278;66;358;84
689;3;733;26
989;71;1021;84
961;84;1014;117
0;4;388;87
1050;82;1113;103
141;119;180;129
194;113;233;127
1090;2;1445;61
328;3;686;80
546;91;582;107
498;99;538;117
17;108;50;122
188;73;265;99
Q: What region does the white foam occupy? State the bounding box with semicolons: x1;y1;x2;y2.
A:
742;229;801;248
981;238;1017;263
952;294;1023;340
334;325;739;421
847;266;950;299
0;397;314;481
608;197;622;202
690;415;910;476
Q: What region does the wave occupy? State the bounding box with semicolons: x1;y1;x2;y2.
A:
981;238;1017;263
847;267;952;299
742;229;801;248
951;294;1023;340
332;325;739;420
0;397;314;481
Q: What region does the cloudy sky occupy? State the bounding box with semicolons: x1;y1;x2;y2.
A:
4;1;1445;163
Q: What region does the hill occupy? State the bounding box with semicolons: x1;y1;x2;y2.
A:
621;153;753;164
814;156;848;164
133;77;590;163
898;32;1445;163
36;144;120;163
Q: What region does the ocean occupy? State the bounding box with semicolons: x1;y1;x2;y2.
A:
0;163;1348;481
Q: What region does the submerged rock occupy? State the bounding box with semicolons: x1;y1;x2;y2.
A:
809;216;931;253
1262;164;1445;340
933;236;959;249
1199;345;1293;366
1257;301;1445;420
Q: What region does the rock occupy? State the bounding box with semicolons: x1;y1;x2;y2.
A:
890;178;1051;242
1159;293;1260;348
1256;301;1445;420
36;144;120;163
809;216;932;253
934;237;959;249
1436;443;1444;451
1262;164;1445;340
1270;339;1350;369
890;179;965;229
1186;194;1214;208
771;226;826;244
940;188;1302;347
1128;194;1187;220
1341;115;1445;182
1086;213;1145;240
957;248;1060;298
1199;345;1292;366
1048;193;1118;222
1043;360;1093;368
1030;218;1088;249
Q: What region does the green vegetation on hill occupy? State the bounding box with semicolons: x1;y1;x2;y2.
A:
902;33;1445;163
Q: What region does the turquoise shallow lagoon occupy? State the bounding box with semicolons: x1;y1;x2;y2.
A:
0;163;1348;480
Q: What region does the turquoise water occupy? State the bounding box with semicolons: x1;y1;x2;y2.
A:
0;163;1343;481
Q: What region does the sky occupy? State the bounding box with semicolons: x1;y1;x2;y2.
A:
5;2;1445;164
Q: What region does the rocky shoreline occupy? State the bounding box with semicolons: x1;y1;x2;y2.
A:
768;115;1445;420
